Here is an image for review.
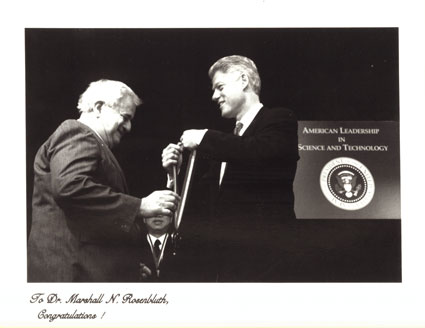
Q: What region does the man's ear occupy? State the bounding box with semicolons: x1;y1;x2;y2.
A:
93;101;104;117
240;73;249;90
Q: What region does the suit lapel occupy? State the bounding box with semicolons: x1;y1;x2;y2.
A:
85;125;129;193
148;234;171;280
103;146;129;193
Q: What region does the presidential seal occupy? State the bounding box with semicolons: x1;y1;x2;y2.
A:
320;157;375;210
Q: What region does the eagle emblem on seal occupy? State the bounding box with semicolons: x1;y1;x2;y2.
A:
334;170;362;198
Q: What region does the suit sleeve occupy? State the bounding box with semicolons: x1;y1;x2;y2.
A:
198;108;299;162
49;125;141;233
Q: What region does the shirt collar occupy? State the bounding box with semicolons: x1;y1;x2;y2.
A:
147;233;168;247
238;103;263;135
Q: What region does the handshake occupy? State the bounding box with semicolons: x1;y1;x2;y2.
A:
139;129;206;219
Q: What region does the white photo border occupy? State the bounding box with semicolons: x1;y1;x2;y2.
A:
1;0;424;327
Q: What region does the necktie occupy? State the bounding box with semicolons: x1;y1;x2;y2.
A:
153;239;161;258
233;121;243;136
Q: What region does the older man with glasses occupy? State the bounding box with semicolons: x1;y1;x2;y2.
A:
28;79;180;282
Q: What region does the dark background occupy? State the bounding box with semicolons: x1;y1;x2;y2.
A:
26;28;400;281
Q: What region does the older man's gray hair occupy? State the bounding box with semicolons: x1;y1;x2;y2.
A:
77;79;142;113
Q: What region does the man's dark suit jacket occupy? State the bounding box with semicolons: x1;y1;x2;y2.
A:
195;106;299;281
27;120;142;282
139;234;209;282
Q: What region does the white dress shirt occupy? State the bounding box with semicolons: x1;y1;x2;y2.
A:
147;233;168;266
219;103;263;185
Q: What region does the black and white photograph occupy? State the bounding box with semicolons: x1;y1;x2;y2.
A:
25;27;401;283
1;0;425;327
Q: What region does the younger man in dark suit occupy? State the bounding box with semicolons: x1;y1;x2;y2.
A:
162;55;299;282
139;215;208;282
139;215;173;281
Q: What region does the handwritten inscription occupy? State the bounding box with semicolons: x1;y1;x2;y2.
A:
30;292;169;322
38;309;97;322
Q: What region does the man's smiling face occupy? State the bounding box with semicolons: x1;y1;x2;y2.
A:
211;70;246;119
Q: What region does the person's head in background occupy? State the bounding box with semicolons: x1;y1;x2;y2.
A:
143;215;172;237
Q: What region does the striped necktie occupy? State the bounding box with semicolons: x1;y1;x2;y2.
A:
233;121;243;136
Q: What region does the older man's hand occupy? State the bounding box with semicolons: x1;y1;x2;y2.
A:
140;190;180;218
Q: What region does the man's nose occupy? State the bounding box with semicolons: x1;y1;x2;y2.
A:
123;120;131;132
212;89;220;102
